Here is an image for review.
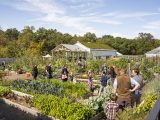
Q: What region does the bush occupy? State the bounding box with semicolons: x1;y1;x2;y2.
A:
117;93;158;120
0;86;10;97
33;95;95;120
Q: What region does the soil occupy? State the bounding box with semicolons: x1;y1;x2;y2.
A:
5;92;33;108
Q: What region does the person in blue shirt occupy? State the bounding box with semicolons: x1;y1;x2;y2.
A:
99;72;110;96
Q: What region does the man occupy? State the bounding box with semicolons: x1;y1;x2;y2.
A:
113;69;140;108
46;63;52;79
1;61;6;71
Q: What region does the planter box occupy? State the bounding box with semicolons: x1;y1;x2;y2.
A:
2;90;59;120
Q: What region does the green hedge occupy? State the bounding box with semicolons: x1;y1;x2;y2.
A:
33;95;95;120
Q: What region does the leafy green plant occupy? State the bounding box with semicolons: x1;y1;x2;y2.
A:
117;93;158;120
33;94;95;120
11;79;90;98
153;66;160;74
141;59;154;82
83;85;112;112
0;86;11;97
11;80;65;96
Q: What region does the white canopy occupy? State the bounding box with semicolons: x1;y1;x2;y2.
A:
42;54;52;58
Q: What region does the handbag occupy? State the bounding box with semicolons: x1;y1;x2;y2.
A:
62;74;67;79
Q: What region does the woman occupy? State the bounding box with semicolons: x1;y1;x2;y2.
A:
131;69;143;107
61;64;69;82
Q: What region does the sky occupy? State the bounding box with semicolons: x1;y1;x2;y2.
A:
0;0;160;39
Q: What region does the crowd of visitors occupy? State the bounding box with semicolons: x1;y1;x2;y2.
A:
28;60;142;120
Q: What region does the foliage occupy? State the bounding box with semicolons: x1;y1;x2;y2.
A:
43;80;90;98
83;85;112;113
117;94;158;120
0;86;10;97
153;66;160;73
142;79;160;97
11;79;90;98
87;60;104;73
11;80;64;97
141;59;154;82
33;94;95;120
1;26;160;57
82;42;113;49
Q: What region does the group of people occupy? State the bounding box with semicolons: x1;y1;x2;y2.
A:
32;63;69;82
86;63;142;120
101;65;142;120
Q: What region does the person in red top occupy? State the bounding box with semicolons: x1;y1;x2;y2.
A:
105;93;119;120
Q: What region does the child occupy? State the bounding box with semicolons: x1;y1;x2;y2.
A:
98;72;109;96
105;93;119;120
88;71;94;92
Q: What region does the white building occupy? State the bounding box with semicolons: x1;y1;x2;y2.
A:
52;41;118;59
145;46;160;57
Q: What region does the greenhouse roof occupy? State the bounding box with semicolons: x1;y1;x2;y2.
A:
146;46;160;55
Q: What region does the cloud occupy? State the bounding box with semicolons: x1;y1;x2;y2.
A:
143;21;160;30
101;11;160;19
115;12;160;19
4;0;121;33
6;0;96;33
92;19;122;25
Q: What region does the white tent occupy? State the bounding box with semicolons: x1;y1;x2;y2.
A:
42;54;52;60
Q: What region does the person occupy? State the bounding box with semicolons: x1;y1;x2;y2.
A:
105;93;119;120
46;63;52;79
113;69;140;108
70;72;75;82
135;62;140;71
109;65;117;84
102;63;107;75
131;69;143;107
32;65;38;80
99;72;110;96
61;64;69;82
1;61;6;71
88;71;94;92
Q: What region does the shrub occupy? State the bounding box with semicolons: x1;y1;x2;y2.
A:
117;93;158;120
0;86;10;97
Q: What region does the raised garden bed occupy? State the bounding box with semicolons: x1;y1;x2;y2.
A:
1;90;57;120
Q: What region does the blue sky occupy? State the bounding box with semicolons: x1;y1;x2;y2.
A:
0;0;160;38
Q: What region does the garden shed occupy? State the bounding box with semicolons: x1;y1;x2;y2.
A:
52;41;117;59
145;46;160;57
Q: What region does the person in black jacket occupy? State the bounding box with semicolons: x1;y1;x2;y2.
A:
32;65;38;80
46;63;53;79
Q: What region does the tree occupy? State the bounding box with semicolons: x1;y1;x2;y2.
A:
84;32;97;42
5;28;19;41
137;33;154;40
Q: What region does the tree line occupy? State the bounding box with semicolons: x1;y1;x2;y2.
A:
0;26;160;58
